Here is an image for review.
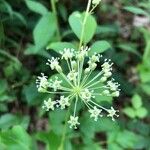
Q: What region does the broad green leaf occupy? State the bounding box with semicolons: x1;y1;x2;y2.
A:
69;11;97;44
24;44;50;57
124;6;149;16
136;107;148;118
33;12;56;49
46;42;76;52
131;94;142;109
25;0;48;15
49;109;66;135
89;40;111;56
0;125;32;150
123;107;136;118
22;82;51;106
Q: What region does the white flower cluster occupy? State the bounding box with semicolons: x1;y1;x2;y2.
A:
36;46;120;129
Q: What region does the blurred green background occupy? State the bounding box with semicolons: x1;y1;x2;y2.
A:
0;0;150;150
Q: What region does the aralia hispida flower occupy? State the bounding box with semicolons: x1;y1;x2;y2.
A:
36;46;120;129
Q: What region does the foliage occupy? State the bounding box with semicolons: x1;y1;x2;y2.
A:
0;0;150;149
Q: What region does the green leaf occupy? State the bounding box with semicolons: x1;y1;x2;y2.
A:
0;79;7;95
49;109;66;135
46;42;76;52
116;130;143;149
0;114;30;130
69;11;97;44
131;94;142;109
13;12;27;26
33;12;56;49
117;43;140;56
0;125;32;150
141;83;150;95
25;0;48;15
36;131;61;150
89;40;111;56
123;107;136;118
22;82;51;106
136;107;148;118
124;6;149;16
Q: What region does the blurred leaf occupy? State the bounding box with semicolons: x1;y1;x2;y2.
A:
140;28;150;62
89;40;111;56
123;107;136;118
136;107;148;118
124;6;149;16
81;143;102;150
69;11;97;44
33;12;56;50
96;24;119;35
0;0;13;16
0;79;7;94
116;130;143;149
117;43;140;56
131;94;142;109
47;42;76;52
0;114;29;130
36;131;61;150
0;125;33;150
141;83;150;95
0;22;5;46
25;0;48;15
13;12;27;26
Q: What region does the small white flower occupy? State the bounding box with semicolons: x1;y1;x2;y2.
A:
90;53;101;63
88;61;97;70
58;96;70;109
42;98;55;111
47;57;62;72
50;77;62;91
107;81;119;91
76;46;89;61
103;90;110;95
36;73;49;92
68;115;80;129
80;89;92;102
67;70;78;81
92;0;101;5
101;60;113;78
112;91;120;97
61;48;74;60
89;106;102;121
107;107;119;121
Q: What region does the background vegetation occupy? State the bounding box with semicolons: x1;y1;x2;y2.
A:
0;0;150;149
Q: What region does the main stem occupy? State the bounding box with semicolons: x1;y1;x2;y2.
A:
78;0;92;50
51;0;61;41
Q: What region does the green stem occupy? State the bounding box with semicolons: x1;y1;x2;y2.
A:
78;0;92;50
51;0;61;41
